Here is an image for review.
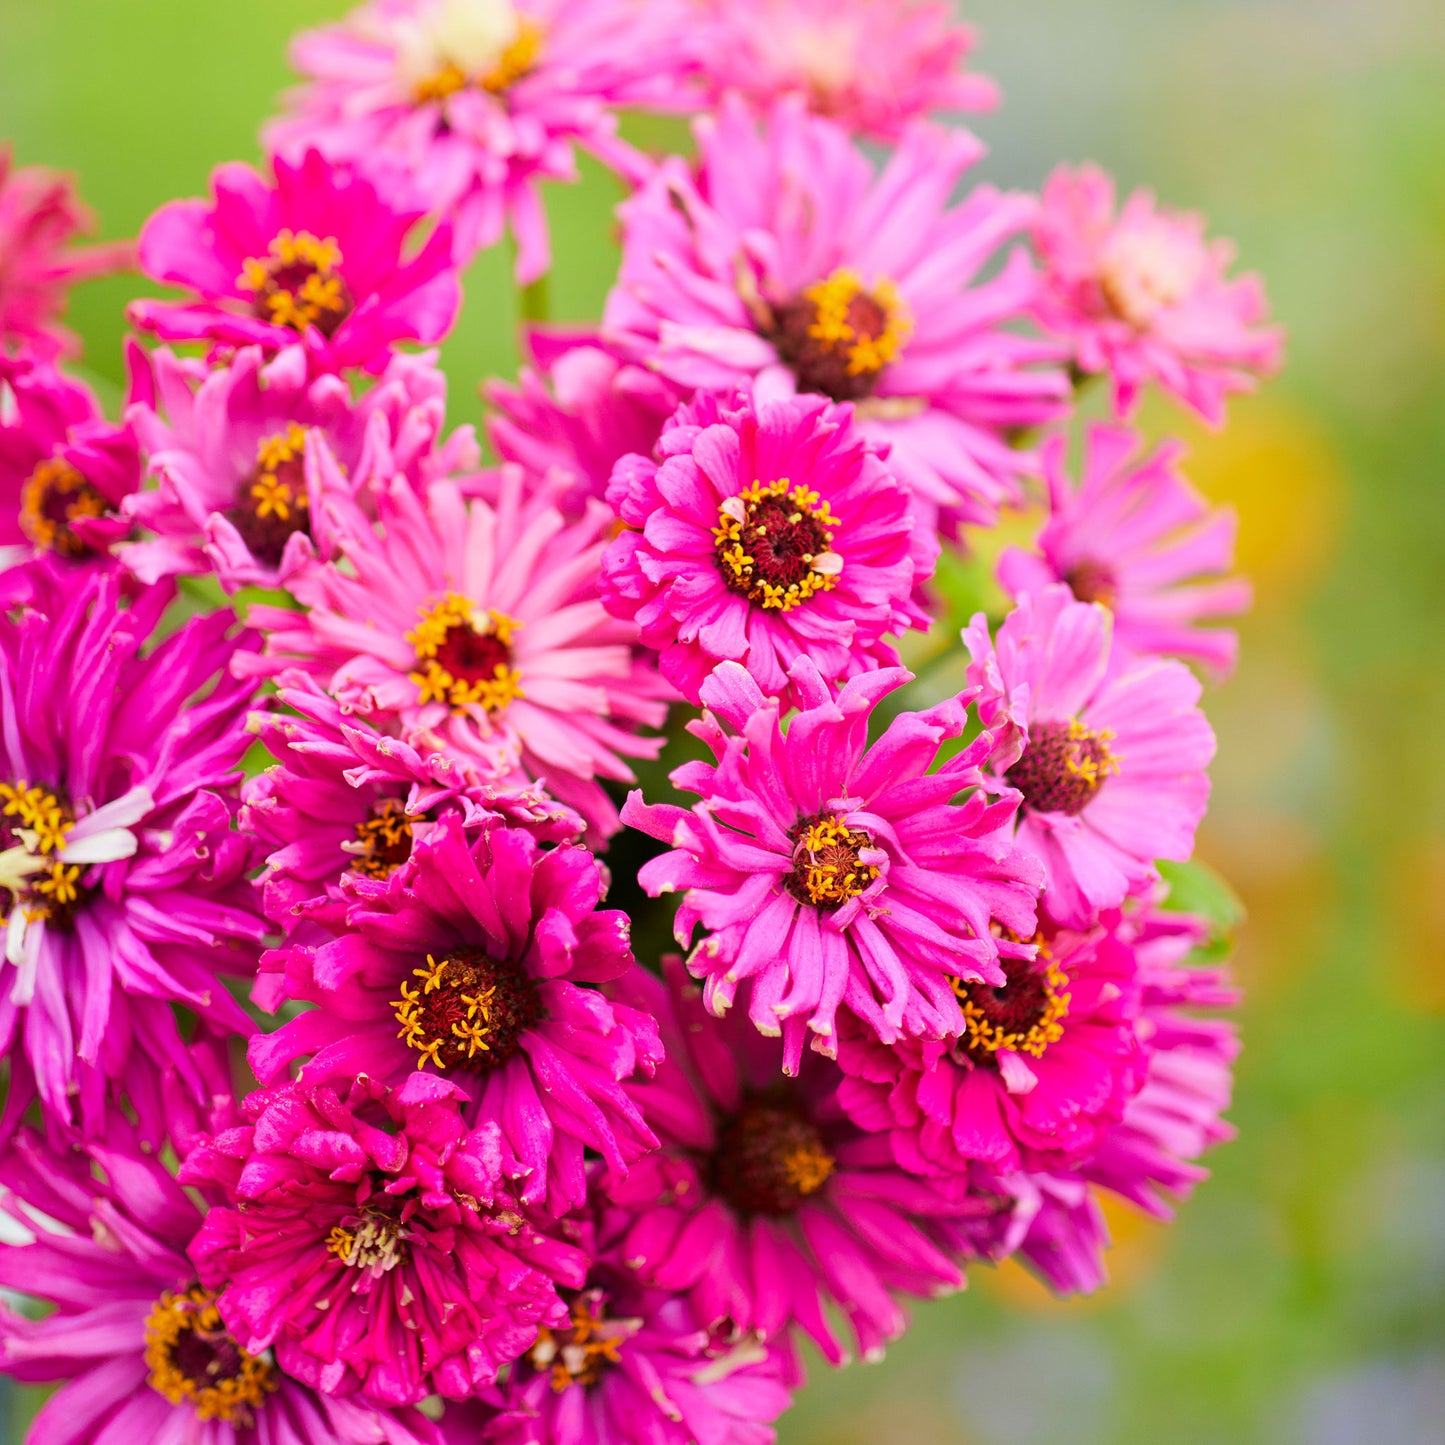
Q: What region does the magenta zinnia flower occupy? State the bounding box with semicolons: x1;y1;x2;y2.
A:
690;0;997;142
182;1074;588;1408
600;959;986;1371
473;1263;794;1445
0;351;138;573
0;1127;444;1443
267;0;697;284
120;343;476;591
243;671;582;937
602;389;935;707
622;659;1043;1068
250;821;662;1215
130;150;460;376
604;97;1068;531
0;567;264;1136
964;583;1216;929
245;470;666;837
997;423;1252;678
485;328;681;519
0;146;134;361
1033;163;1283;424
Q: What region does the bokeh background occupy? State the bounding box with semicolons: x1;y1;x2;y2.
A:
1;0;1443;1440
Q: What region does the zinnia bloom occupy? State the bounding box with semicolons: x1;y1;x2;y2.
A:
245;469;667;837
622;659;1043;1068
691;0;997;142
0;567;265;1136
249;821;662;1216
130;150;460;375
996;423;1252;678
604;97;1068;531
485;328;681;519
267;0;697;284
183;1075;589;1408
1033;163;1283;424
243;670;582;937
120;343;477;591
0;351;138;573
0;1126;444;1443
474;1264;794;1444
602;389;935;707
600;959;988;1371
964;583;1216;929
0;146;134;360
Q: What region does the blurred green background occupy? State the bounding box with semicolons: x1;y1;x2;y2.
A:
2;0;1443;1440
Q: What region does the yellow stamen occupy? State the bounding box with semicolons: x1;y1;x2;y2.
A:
803;268;912;377
143;1287;275;1424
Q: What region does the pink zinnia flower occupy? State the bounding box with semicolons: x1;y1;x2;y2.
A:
182;1074;589;1408
250;821;662;1216
964;584;1216;929
0;351;138;572
0;1127;444;1443
471;1264;794;1444
485;328;681;519
0;146;134;360
0;567;264;1136
1033;163;1283;424
243;671;582;936
119;343;476;591
997;423;1252;679
605;97;1068;531
267;0;697;284
245;470;666;837
622;659;1043;1069
600;959;986;1371
691;0;998;142
602;389;935;708
130;150;460;376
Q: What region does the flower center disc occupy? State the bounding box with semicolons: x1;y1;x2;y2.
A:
416;17;544;101
241;229;353;337
1005;719;1120;816
0;781;85;932
144;1287;275;1424
711;1100;836;1216
1097;227;1202;329
392;947;542;1072
21;458;107;559
348;798;415;880
326;1207;408;1273
407;593;525;714
713;479;843;611
952;947;1071;1062
772;268;912;402
226;425;312;567
530;1288;637;1393
1064;559;1119;609
786;814;880;909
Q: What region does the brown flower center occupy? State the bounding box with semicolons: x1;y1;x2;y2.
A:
951;944;1071;1062
712;479;843;611
144;1287;274;1424
529;1288;638;1392
1063;559;1118;609
1005;719;1120;816
770;268;911;402
347;799;415;880
240;230;353;338
20;457;107;560
392;947;542;1073
224;424;312;567
326;1206;409;1274
407;593;525;714
711;1099;836;1216
786;814;880;909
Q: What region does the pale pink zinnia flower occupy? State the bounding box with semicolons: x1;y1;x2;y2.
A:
245;470;667;837
997;423;1252;679
267;0;697;284
963;584;1216;929
691;0;998;142
1033;163;1283;424
0;146;134;361
605;97;1069;533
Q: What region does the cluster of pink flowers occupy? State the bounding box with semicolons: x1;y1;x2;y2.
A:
0;3;1275;1441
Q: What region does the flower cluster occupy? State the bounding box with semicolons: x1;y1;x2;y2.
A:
0;3;1272;1441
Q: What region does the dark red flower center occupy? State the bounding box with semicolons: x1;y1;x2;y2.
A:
144;1287;274;1423
348;798;415;880
20;457;107;560
240;229;353;338
785;814;880;909
224;424;312;567
392;947;542;1073
1064;559;1119;609
407;594;525;713
711;1099;836;1216
770;268;911;402
951;946;1071;1062
713;480;842;611
1005;718;1120;816
529;1288;638;1393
